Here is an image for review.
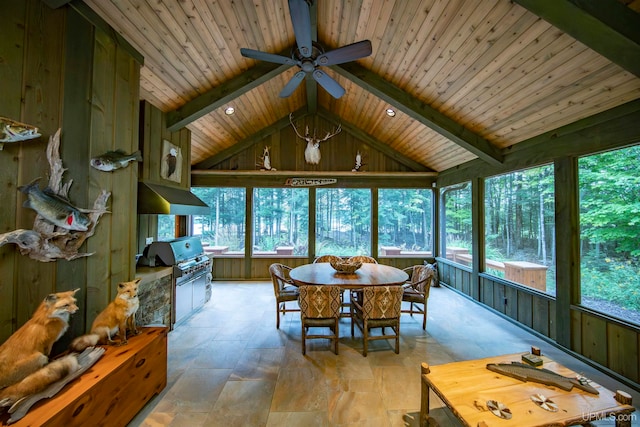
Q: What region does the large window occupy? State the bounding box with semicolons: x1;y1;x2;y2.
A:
485;165;556;294
316;188;371;256
157;215;176;241
579;145;640;324
191;187;246;256
442;183;472;266
253;188;309;256
378;189;432;256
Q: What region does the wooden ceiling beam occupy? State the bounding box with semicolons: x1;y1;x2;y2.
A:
166;52;293;132
514;0;640;78
169;0;321;130
438;99;640;186
305;76;318;115
192;170;437;189
317;109;433;172
193;107;309;170
306;0;318;115
332;62;504;167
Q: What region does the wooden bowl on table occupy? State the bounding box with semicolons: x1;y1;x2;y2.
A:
330;259;362;274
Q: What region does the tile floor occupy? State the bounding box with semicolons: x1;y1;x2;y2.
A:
129;281;639;426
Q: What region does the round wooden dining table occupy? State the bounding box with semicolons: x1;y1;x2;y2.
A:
289;262;409;289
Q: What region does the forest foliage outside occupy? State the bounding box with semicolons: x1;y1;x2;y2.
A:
443;184;473;257
188;187;432;257
315;188;371;256
442;145;639;324
579;145;640;323
485;165;556;294
253;188;308;255
191;187;246;252
185;144;638;323
378;189;432;256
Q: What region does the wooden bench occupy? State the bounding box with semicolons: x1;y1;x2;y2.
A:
380;246;402;255
209;245;229;254
276;246;294;255
3;327;167;427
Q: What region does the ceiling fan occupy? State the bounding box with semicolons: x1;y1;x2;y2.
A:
240;0;372;99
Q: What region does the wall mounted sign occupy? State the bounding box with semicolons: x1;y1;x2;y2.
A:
285;178;337;187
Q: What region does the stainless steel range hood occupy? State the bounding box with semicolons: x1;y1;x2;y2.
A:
138;182;209;215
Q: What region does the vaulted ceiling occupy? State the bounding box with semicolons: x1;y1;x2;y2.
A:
80;0;640;173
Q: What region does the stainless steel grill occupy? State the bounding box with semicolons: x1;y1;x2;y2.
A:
139;236;212;324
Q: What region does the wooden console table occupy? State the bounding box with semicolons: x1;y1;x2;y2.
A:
420;352;635;427
3;327;167;427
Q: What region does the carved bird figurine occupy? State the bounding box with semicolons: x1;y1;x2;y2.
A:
165;147;177;177
352;151;363;172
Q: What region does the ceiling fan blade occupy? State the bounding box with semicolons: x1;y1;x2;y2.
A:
316;40;373;66
279;70;307;98
312;69;345;99
240;48;296;66
288;0;313;58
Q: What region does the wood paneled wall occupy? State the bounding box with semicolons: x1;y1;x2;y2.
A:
208;115;414;173
137;101;191;252
139;101;192;188
439;260;639;386
0;1;140;346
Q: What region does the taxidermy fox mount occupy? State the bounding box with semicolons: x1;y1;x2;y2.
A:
71;278;141;351
0;289;81;407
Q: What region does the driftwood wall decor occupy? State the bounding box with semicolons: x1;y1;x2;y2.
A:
0;129;110;262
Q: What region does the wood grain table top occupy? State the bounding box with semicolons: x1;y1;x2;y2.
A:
289;263;408;289
422;352;635;427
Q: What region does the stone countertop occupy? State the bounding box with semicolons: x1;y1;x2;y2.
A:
135;266;173;283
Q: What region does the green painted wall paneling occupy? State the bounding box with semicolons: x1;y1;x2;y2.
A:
0;1;141;347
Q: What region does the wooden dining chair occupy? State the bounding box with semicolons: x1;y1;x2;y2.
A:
347;255;378;264
313;254;342;263
401;264;436;329
269;263;300;329
346;255;378;314
315;254;350;315
350;285;403;356
298;285;342;355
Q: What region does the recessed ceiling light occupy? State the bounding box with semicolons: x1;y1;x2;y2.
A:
386;108;396;117
225;106;235;115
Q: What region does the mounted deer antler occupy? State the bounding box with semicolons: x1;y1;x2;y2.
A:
290;113;342;165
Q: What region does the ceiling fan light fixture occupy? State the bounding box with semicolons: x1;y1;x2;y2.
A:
386;108;396;117
239;0;372;99
225;106;235;115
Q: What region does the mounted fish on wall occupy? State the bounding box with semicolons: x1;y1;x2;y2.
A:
90;150;142;172
19;179;92;231
0;116;41;150
0;129;111;262
161;140;182;183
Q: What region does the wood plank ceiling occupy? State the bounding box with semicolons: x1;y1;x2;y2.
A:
81;0;640;173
